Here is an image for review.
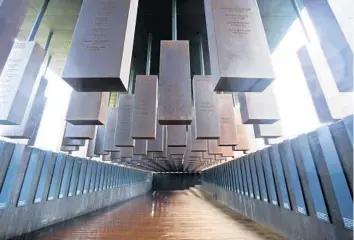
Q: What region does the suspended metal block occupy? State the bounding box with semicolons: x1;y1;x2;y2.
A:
133;140;148;155
204;0;274;92
169;147;185;155
217;94;237;146
102;153;111;161
238;86;280;124
0;0;30;72
254;121;283;138
221;146;235;158
190;110;208;152
158;40;192;125
208;140;222;155
64;123;96;140
115;94;135;147
87;138;99;158
147;124;165;152
104;107;120;151
167;125;187;147
0;77;47;139
62;0;139;91
66;92;109;125
94;125;109;155
60;145;79;152
111;151;121;160
131;75;158;139
192;76;220;139
120;147;133;158
0;41;45;125
62;138;85;146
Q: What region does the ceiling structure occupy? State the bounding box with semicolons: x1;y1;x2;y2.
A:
16;0;297;78
13;0;300;172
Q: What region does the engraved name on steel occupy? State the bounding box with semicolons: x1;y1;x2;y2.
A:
115;94;135;147
204;0;274;92
131;75;158;139
62;0;139;91
218;94;237;146
0;77;47;139
0;0;30;71
0;41;45;125
104;107;120;151
193;76;220;139
158;41;192;125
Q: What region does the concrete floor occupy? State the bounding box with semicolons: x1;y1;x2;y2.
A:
18;190;284;240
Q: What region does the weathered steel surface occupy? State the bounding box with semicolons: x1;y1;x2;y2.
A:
64;123;96;140
134;140;148;155
115;94;135;147
62;138;85;146
217;94;237;146
66;92;109;125
221;147;234;157
0;0;30;72
193;76;220;139
104;107;120;151
111;151;121;160
204;0;274;92
94;125;109;155
238;87;280;124
190;110;208;152
60;145;79;152
0;41;45;125
208;140;222;155
158;41;192;125
254;121;283;138
0;77;47;139
167;125;187;147
62;0;138;91
169;147;185;155
120;147;133;158
148;124;165;152
131;75;158;139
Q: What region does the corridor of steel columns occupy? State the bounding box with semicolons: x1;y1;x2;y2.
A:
16;190;284;240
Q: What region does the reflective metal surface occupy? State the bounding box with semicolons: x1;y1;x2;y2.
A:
204;0;274;92
158;41;192;125
0;41;45;125
28;191;284;240
62;0;138;91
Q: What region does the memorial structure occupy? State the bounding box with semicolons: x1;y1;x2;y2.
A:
0;41;45;125
62;0;139;91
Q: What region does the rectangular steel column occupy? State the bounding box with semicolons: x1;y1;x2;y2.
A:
0;0;30;71
66;92;109;125
204;0;274;92
62;0;139;91
192;76;220;139
115;94;135;147
131;75;158;139
0;41;45;125
158;41;192;125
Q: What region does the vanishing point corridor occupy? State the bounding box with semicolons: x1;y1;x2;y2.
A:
18;190;283;240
